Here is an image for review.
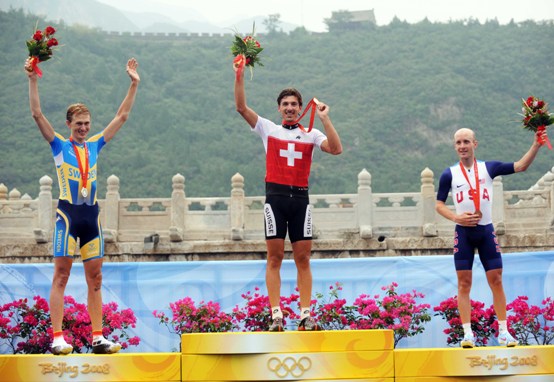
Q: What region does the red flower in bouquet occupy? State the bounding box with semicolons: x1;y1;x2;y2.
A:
520;96;554;149
26;24;59;78
231;23;263;79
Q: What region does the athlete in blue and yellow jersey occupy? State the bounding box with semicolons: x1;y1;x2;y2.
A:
25;57;140;355
436;127;545;349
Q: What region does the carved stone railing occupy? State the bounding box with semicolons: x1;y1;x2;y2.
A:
1;167;553;247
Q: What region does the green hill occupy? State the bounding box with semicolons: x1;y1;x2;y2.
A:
1;9;553;198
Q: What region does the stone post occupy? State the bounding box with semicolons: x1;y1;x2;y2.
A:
357;169;373;239
230;172;245;240
34;175;52;243
169;173;186;242
421;167;437;237
0;183;7;200
103;175;120;243
492;176;505;235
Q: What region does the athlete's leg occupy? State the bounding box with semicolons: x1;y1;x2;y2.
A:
266;238;285;308
456;270;473;324
486;268;506;321
50;257;73;332
83;257;104;332
292;240;313;309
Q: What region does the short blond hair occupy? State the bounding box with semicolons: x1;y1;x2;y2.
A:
66;103;90;122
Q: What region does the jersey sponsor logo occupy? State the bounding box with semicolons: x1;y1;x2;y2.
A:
55;228;64;253
264;203;277;237
303;205;312;237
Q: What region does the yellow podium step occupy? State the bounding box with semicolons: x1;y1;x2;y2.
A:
181;330;394;381
395;345;554;382
0;352;181;382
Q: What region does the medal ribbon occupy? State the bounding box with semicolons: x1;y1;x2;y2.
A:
282;98;320;133
69;137;89;194
459;158;480;214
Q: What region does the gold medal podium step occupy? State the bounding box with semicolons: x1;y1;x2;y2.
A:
181;329;395;381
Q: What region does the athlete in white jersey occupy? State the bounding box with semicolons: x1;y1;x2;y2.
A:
234;62;342;332
436;127;545;349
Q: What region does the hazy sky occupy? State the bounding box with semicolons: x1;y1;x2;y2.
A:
97;0;554;32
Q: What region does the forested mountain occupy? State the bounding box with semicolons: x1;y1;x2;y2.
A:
1;9;553;198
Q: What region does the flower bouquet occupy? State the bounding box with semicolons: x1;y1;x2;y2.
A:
231;23;263;79
26;24;59;78
520;96;554;149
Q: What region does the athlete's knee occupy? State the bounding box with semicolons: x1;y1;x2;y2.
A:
487;269;503;288
293;252;311;270
53;270;71;288
267;253;284;269
85;269;103;290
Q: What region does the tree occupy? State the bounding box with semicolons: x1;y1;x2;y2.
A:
263;13;282;35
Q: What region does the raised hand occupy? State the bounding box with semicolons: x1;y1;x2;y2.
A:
126;58;140;83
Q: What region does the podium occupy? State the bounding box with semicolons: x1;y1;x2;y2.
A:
0;353;181;382
181;330;395;381
395;345;554;381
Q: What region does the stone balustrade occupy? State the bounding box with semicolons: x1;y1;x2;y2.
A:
1;167;553;262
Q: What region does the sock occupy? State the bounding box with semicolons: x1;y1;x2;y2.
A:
462;323;472;336
498;320;508;333
300;307;311;320
52;331;68;347
92;330;104;342
271;306;283;320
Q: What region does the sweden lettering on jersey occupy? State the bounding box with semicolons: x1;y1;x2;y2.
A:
50;132;106;205
254;116;327;187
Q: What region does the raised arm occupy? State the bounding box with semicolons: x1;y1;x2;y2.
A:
25;58;55;142
513;129;545;173
233;62;258;128
103;58;140;143
316;102;342;155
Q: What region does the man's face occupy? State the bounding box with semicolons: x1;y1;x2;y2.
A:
454;130;477;161
66;113;91;143
278;95;302;123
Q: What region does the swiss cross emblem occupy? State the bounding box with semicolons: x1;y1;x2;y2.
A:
280;142;303;166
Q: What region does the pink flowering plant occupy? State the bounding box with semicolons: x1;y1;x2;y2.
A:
349;282;431;346
312;282;356;330
231;287;300;331
156;283;430;344
0;296;51;354
433;296;497;347
506;296;554;345
0;295;140;354
153;297;235;335
60;296;140;353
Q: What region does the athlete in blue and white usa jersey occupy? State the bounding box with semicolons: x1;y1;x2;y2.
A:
435;127;545;349
437;160;514;226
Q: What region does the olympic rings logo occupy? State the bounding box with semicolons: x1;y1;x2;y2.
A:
267;356;312;378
